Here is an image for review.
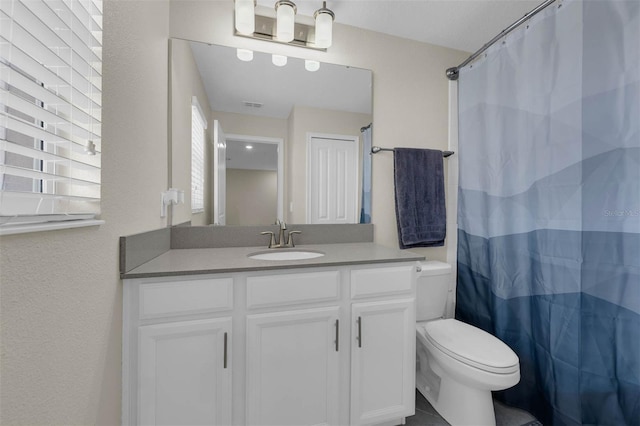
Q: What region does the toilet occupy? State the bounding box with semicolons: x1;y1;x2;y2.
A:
415;261;520;426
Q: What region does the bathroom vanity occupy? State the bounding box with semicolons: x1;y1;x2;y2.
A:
121;242;422;426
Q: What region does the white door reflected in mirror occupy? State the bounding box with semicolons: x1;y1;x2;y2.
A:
307;133;359;224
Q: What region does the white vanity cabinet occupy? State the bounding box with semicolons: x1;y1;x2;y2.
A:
350;300;415;425
123;262;417;426
246;307;341;425
122;275;234;426
245;269;342;426
138;318;232;425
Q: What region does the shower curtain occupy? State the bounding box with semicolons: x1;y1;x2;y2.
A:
456;1;639;425
360;124;372;223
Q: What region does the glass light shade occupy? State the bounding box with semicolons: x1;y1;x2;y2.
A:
276;2;296;42
235;0;255;35
236;48;254;61
305;60;320;72
315;11;333;48
272;54;288;67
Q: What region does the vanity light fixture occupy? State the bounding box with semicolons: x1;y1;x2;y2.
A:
275;0;296;42
236;48;254;61
234;0;256;35
314;1;334;48
232;1;335;51
272;54;288;67
305;59;320;72
246;145;254;150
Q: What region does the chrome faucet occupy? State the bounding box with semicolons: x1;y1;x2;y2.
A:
277;220;287;248
260;220;301;248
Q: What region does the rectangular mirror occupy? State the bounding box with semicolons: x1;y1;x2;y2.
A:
170;39;373;226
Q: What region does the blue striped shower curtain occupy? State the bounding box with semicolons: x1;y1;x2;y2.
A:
456;1;639;424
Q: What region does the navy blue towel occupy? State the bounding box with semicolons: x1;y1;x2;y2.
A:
394;148;446;249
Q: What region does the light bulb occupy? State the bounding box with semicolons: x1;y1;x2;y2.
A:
305;59;320;72
235;0;255;35
272;54;288;67
276;0;296;42
236;48;254;62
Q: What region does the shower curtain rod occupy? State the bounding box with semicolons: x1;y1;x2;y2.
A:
446;0;557;80
371;146;454;157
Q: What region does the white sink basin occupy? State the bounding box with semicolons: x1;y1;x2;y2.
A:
248;249;325;261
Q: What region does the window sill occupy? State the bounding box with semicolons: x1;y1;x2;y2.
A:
0;219;105;236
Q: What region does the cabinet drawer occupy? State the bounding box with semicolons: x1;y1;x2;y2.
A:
351;265;415;299
247;270;340;309
139;277;233;319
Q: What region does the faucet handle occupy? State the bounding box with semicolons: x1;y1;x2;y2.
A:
260;231;276;248
286;230;302;247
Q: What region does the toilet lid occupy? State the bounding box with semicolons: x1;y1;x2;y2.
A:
421;319;519;374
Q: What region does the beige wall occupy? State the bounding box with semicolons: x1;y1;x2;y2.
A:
171;38;212;226
212;111;288;140
226;169;278;225
0;1;171;424
0;0;467;423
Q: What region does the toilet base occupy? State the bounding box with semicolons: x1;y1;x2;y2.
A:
419;375;496;426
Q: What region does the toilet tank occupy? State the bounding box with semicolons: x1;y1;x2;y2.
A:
417;261;453;321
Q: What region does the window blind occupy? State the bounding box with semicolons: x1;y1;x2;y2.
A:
191;97;206;213
0;0;102;226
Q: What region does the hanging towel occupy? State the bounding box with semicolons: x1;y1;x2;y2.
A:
394;148;446;249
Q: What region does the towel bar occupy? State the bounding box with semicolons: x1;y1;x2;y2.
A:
371;146;454;157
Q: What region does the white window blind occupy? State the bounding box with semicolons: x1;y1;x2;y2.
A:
0;0;103;228
191;97;206;213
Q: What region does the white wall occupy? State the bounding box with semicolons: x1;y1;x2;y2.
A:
0;0;467;423
0;1;171;423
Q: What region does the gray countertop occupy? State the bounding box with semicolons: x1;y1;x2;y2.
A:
122;243;425;279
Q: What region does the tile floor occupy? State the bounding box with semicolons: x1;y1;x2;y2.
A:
405;390;542;426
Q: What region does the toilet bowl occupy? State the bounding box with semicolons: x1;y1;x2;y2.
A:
415;262;520;426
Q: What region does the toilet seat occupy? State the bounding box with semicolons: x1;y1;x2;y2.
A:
417;319;519;374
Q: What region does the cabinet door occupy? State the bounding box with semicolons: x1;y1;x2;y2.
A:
350;299;416;425
138;317;231;425
246;307;340;426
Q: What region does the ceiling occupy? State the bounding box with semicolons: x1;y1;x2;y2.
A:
256;0;542;53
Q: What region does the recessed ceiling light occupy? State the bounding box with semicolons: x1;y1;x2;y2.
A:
246;145;253;150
